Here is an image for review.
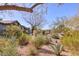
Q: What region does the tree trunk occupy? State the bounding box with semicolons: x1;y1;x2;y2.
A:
32;26;37;36
32;26;35;35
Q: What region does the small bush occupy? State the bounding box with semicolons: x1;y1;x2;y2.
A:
18;33;32;46
29;47;38;56
32;35;46;49
4;25;23;38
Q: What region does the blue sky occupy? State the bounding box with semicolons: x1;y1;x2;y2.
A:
0;3;78;30
43;3;79;29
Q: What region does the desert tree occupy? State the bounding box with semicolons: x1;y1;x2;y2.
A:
23;12;46;35
50;16;70;34
19;4;48;35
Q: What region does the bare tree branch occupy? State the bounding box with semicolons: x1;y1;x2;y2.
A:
31;3;43;9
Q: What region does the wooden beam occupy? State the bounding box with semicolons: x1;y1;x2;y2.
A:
0;3;43;13
0;5;33;13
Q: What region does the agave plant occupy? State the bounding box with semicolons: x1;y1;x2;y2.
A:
50;44;63;56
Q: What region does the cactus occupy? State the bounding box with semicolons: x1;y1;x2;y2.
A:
50;44;63;56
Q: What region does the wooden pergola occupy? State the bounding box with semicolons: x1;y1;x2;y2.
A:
0;3;43;13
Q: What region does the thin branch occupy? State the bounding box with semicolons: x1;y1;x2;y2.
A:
31;3;43;9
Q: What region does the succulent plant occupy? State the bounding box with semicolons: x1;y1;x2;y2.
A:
50;44;63;56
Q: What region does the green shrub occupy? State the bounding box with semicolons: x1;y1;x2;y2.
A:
61;30;79;55
17;33;32;46
0;44;18;56
4;25;21;37
0;37;18;56
29;47;38;56
32;35;46;49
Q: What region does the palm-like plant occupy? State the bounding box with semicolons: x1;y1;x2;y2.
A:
50;44;63;56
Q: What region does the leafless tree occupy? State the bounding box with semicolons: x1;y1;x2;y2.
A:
23;12;46;35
